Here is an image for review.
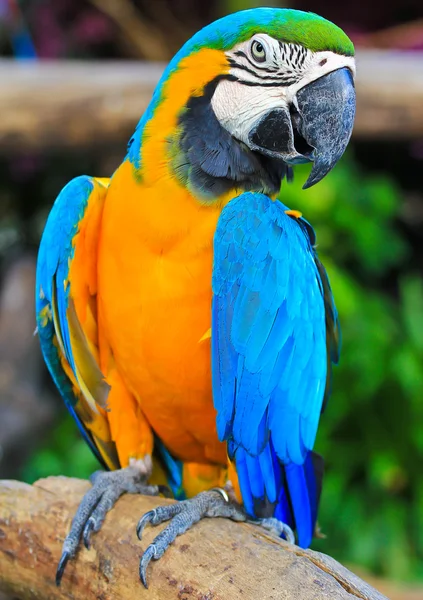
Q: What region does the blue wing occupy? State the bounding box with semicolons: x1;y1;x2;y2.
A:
212;192;339;547
36;175;119;470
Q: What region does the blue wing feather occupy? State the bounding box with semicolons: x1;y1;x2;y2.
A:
36;177;100;462
212;192;339;547
36;176;118;470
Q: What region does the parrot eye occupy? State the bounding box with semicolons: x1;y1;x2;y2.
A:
250;40;266;63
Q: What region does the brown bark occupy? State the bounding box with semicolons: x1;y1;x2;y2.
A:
1;50;422;154
0;477;388;599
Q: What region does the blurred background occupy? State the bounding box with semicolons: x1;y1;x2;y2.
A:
0;0;422;596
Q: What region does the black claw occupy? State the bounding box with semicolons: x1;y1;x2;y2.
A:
56;550;70;586
83;518;94;550
139;544;156;588
136;510;155;540
158;484;173;498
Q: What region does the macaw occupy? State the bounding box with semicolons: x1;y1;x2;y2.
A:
36;7;355;588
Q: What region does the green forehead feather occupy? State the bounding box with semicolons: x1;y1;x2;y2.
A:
189;8;354;57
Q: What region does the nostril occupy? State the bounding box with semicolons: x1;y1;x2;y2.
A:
319;58;327;67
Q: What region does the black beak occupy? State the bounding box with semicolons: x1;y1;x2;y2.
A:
296;67;356;189
248;67;356;189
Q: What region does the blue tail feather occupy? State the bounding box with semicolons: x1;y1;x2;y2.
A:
235;449;254;516
285;462;313;547
304;451;324;528
235;444;322;548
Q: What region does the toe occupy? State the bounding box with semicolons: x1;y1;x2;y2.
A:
56;462;156;584
134;490;247;588
157;484;173;498
253;517;296;544
137;503;182;540
281;523;295;544
88;469;106;485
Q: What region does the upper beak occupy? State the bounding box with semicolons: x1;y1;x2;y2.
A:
297;67;356;188
248;67;356;189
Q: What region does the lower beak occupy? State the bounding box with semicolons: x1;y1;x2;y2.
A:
248;67;356;189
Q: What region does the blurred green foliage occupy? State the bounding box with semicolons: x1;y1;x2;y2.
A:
23;152;423;581
281;155;423;582
22;416;99;482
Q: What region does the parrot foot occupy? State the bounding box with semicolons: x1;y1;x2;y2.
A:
56;457;161;587
137;486;294;588
137;487;246;587
249;516;295;543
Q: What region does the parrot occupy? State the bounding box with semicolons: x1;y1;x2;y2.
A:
35;7;355;588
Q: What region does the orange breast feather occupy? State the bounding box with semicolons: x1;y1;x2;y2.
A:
95;49;244;492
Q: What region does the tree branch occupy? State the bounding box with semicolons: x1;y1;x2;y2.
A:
0;477;387;599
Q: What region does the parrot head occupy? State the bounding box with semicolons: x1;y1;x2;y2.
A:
210;10;356;189
135;8;356;196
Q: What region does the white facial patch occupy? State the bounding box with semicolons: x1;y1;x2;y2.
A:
211;79;287;146
210;33;356;145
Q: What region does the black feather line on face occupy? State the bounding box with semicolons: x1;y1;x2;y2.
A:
233;50;279;73
233;78;298;88
228;59;293;84
231;42;308;85
277;41;308;70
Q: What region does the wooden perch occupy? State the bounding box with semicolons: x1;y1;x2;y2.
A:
0;477;387;599
1;50;423;153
